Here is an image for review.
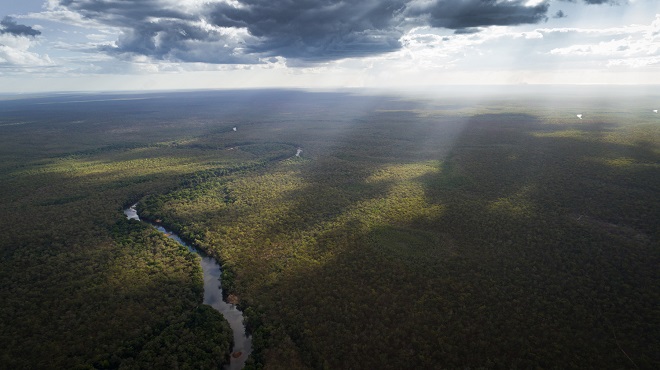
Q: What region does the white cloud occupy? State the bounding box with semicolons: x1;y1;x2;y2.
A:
26;3;108;29
86;33;113;42
547;14;660;68
607;56;660;68
0;34;53;69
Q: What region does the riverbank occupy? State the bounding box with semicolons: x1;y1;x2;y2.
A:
124;204;252;370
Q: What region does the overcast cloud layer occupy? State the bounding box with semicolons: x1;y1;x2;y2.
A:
43;0;597;63
0;0;658;90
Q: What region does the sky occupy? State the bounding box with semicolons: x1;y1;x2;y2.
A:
0;0;659;92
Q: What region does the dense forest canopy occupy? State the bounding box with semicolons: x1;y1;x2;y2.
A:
0;89;658;369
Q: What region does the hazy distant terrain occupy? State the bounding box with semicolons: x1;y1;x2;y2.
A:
0;89;658;369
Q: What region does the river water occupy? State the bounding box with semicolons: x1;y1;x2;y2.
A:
124;204;252;370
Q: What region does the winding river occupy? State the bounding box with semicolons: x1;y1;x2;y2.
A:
124;204;252;370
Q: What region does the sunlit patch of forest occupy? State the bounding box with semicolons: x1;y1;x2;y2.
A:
0;89;658;369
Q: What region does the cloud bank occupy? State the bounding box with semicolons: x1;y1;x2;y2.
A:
49;0;569;63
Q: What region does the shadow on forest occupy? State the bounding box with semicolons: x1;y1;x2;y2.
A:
245;109;659;369
257;107;464;242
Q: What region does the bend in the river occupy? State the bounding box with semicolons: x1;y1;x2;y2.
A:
124;204;252;370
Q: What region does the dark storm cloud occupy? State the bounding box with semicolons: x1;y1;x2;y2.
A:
407;0;550;29
0;16;41;37
582;0;619;4
558;0;621;4
207;0;556;60
57;0;561;63
59;0;257;63
59;0;193;25
98;19;254;64
207;0;406;60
